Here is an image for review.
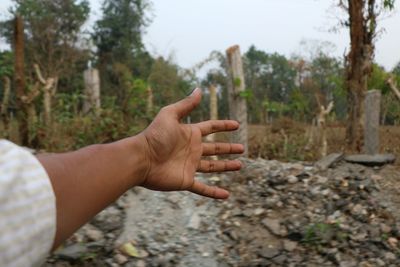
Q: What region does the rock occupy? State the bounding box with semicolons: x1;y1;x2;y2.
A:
272;254;287;265
243;209;253;217
351;204;366;216
85;226;104;241
166;194;181;205
339;261;357;267
55;244;88;261
188;212;201;229
252;208;264;216
359;261;373;267
385;252;397;261
93;206;122;231
315;153;343;170
388;237;398;249
380;223;391;234
287;175;299;184
375;258;386;267
283;240;297;252
259;246;280;259
114;253;128;265
344;154;396;166
136;260;146;267
262;218;281;236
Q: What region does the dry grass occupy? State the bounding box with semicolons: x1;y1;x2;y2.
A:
247;121;400;165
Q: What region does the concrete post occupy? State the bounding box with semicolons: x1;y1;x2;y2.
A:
363;90;381;155
226;45;248;156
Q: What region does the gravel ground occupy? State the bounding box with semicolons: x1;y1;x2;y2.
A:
44;156;400;267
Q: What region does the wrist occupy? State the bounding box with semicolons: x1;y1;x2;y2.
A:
111;134;150;188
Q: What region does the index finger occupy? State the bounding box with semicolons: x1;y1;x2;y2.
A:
195;120;239;136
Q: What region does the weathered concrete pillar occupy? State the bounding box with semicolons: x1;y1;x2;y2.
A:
226;45;248;156
83;68;101;115
363;90;381;155
207;85;218;143
209;84;218;121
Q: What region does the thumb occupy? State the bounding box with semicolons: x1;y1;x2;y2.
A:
171;88;202;119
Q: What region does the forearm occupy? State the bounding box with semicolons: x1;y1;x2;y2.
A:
37;134;148;249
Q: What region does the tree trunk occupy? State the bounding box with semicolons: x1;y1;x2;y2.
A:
226;45;248;156
20;83;41;144
14;16;29;145
345;0;374;152
1;76;11;137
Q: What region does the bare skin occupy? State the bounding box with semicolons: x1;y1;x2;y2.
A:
37;88;244;249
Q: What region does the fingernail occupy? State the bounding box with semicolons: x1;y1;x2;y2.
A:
187;88;198;96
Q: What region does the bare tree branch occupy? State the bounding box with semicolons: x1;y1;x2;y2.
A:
387;75;400;101
33;63;46;85
338;0;349;10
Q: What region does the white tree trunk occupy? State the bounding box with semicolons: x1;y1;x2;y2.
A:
317;102;334;157
226;45;248;156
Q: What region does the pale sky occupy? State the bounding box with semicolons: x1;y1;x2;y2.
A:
1;0;400;70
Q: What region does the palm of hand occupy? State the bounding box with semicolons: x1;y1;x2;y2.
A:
141;111;202;192
139;89;244;199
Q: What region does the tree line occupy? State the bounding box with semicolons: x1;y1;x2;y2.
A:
0;0;399;153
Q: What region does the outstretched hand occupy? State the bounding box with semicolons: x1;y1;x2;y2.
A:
138;88;243;199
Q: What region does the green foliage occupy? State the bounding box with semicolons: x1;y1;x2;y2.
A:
239;89;253;100
244;45;297;123
127;78;148;119
234;77;242;87
263;100;289;116
0;51;14;77
73;110;129;148
4;0;90;76
54;92;85;122
148;57;188;107
368;63;390;94
383;0;396;9
303;222;344;246
393;61;400;85
289;89;309;120
95;0;151;53
94;0;152;70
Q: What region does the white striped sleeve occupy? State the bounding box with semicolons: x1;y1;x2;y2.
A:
0;140;56;267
